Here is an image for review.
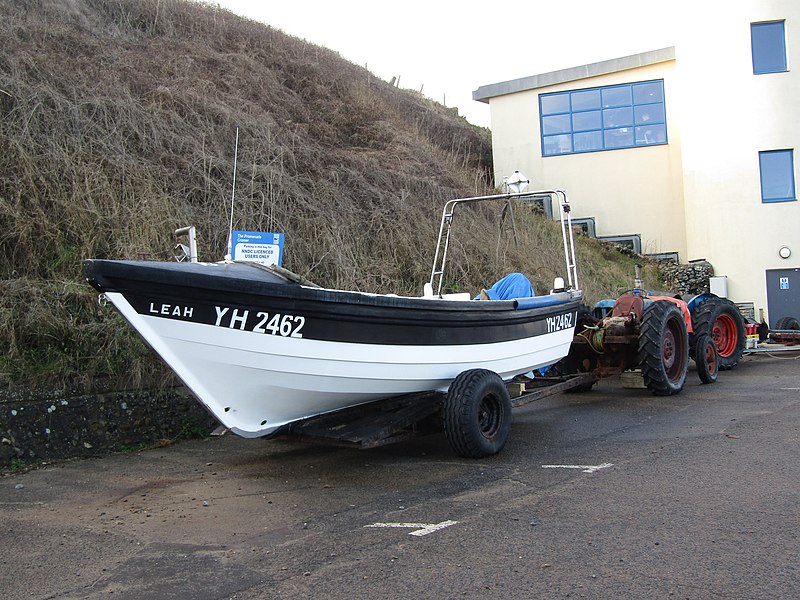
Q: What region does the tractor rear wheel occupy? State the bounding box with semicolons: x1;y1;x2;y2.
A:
692;298;745;370
639;300;689;396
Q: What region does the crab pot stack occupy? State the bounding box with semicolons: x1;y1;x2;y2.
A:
658;261;714;296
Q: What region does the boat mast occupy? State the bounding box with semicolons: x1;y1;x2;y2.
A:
225;126;240;261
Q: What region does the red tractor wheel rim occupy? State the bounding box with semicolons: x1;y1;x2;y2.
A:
704;340;718;374
663;328;676;371
711;314;738;357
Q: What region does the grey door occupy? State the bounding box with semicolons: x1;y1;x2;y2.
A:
766;267;800;328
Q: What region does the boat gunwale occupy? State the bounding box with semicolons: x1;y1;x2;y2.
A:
84;259;583;318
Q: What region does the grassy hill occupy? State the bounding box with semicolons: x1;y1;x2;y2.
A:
0;0;662;387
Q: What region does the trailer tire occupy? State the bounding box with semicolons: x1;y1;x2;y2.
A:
444;369;512;458
693;333;718;384
639;300;689;396
692;298;745;370
775;316;800;330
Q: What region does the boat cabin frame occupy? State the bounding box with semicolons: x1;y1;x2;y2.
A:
429;189;580;297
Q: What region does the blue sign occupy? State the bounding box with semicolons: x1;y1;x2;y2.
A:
780;277;789;290
231;231;284;267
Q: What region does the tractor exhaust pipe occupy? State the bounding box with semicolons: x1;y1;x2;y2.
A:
634;263;644;295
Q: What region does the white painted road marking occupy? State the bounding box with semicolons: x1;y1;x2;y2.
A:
542;462;614;474
364;520;458;536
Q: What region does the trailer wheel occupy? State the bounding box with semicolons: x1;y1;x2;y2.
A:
692;298;745;370
693;333;718;384
639;300;689;396
775;316;800;330
444;369;512;458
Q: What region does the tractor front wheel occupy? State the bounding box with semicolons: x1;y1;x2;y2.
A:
547;304;597;393
693;333;719;384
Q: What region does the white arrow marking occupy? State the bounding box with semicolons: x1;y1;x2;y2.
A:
542;462;614;474
364;520;458;537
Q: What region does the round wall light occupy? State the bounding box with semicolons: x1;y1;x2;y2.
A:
779;246;792;259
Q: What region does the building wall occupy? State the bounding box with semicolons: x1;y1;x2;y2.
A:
677;1;800;321
485;0;799;323
488;62;687;259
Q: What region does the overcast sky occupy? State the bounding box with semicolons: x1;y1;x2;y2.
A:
214;1;681;128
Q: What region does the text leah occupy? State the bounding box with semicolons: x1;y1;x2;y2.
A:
149;303;194;318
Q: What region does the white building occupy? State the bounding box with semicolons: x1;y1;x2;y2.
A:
474;2;799;327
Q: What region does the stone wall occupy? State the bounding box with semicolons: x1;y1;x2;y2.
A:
0;385;219;469
657;260;714;296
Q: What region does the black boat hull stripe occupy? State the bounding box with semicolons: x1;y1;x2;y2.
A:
84;260;582;346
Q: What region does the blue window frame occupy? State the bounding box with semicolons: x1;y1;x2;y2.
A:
759;150;796;203
540;80;667;156
751;21;787;74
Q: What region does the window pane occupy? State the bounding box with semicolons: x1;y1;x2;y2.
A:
601;86;631;108
633;81;664;104
603;107;633;128
573;131;603;152
571;89;601;111
634;103;665;124
759;150;796;201
572;110;601;132
635;124;667;145
752;21;787;74
541;93;570;115
543;134;572;156
604;127;634;149
542;114;571;135
539;80;667;156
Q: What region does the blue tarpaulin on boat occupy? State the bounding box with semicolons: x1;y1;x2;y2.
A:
481;272;535;300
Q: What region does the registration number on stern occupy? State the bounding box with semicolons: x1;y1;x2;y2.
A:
546;312;574;333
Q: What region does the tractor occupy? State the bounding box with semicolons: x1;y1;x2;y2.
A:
554;265;746;395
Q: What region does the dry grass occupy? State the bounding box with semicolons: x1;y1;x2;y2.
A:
0;0;663;387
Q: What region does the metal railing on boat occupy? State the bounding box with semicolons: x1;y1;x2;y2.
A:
428;190;580;297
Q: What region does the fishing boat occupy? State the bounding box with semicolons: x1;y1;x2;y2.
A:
83;189;583;441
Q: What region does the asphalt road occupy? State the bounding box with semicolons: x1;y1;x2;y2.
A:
2;353;799;600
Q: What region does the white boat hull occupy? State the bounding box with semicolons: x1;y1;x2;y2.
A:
107;291;576;437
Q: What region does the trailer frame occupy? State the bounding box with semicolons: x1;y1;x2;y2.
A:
282;373;595;450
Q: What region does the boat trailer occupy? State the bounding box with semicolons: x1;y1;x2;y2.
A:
281;373;594;451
